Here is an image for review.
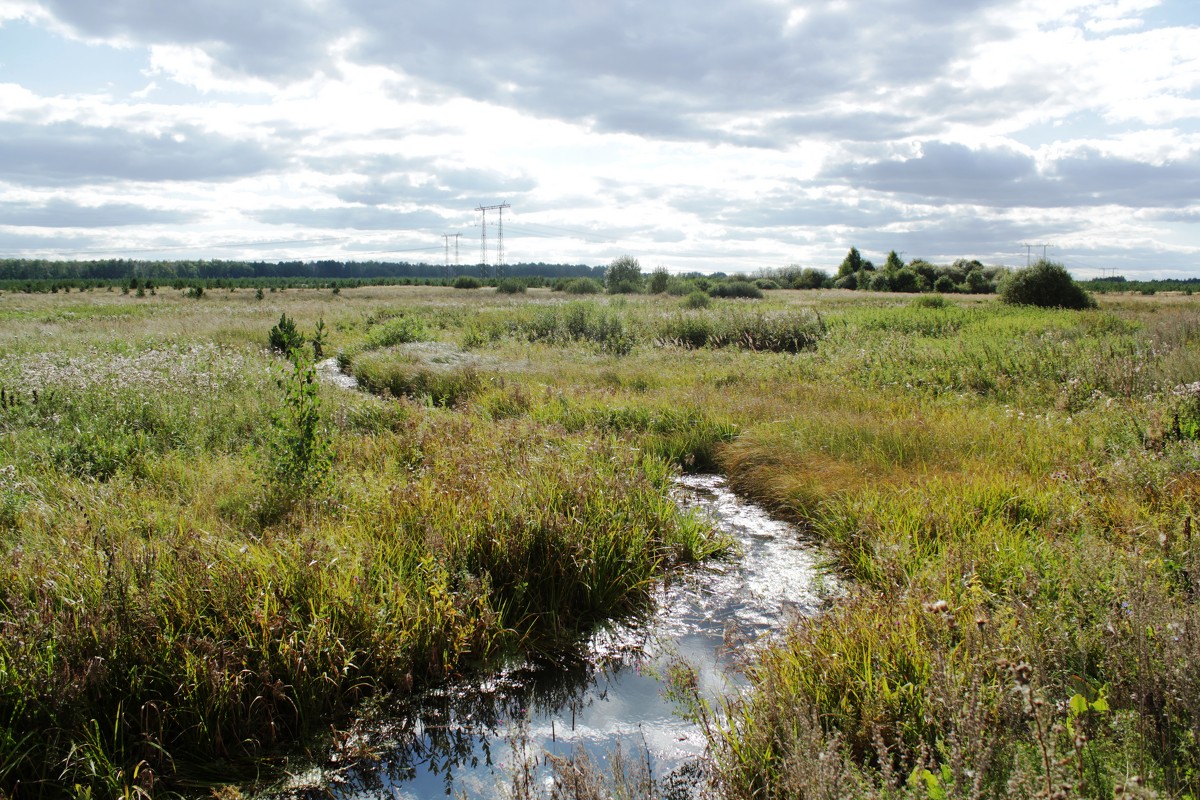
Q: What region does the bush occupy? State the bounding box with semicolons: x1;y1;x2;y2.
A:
563;278;603;295
649;267;670;294
365;316;428;349
1000;260;1097;310
890;268;929;293
912;294;951;309
495;278;527;294
933;275;957;293
453;276;483;289
682;291;711;309
791;268;829;290
605;256;644;294
708;281;764;299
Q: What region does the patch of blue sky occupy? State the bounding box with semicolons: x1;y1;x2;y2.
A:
0;19;147;96
1143;0;1199;29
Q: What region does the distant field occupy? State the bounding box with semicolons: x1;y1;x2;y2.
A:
1;284;1198;798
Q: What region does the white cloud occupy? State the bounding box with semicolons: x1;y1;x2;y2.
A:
0;0;1195;275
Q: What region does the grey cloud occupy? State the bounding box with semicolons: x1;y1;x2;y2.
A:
0;230;101;252
335;167;536;207
39;0;341;82
250;206;451;231
824;142;1200;209
0;121;283;186
348;0;1012;144
34;0;1015;145
0;198;199;227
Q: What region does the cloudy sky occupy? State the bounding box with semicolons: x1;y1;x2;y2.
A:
0;0;1197;277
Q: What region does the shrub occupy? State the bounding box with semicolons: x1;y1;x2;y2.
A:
755;279;781;290
563;278;603;295
933;275;957;293
364;316;427;349
913;294;951;309
682;291;711;309
453;276;483;289
890;268;929;293
605;255;644;294
791;268;829;290
649;267;670;294
1000;260;1097;309
708;281;764;299
495;278;527;294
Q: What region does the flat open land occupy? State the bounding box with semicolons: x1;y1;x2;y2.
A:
1;284;1198;799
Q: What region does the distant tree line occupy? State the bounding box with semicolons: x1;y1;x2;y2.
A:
0;258;607;293
0;258;604;282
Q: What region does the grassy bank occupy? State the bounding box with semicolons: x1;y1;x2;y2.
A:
0;285;1198;798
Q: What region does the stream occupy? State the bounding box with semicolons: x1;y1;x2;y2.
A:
297;362;830;798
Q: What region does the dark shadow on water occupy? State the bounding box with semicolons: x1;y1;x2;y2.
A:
271;475;830;799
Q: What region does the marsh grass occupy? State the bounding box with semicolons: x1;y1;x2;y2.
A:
2;285;1200;798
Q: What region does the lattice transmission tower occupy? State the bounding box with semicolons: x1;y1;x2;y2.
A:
476;203;511;277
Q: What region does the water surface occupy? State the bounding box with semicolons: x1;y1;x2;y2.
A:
280;474;828;798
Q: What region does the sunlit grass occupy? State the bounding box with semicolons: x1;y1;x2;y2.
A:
1;283;1199;797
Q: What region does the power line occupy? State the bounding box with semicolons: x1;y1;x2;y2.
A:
1020;242;1052;266
476;203;511;275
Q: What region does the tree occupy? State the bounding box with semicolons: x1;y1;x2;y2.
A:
838;247;864;277
649;266;670;294
605;255;643;294
884;250;905;273
1000;260;1096;310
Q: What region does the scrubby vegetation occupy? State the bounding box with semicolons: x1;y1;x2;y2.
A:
1001;258;1098;309
0;283;1198;799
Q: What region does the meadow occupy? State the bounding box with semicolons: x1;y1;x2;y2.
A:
0;283;1197;798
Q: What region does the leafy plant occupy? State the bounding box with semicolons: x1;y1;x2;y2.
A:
1001;259;1097;309
605;255;643;294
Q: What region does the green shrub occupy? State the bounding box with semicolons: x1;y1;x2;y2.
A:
495;278;527;294
1000;260;1097;309
889;267;929;293
912;294;951;309
682;290;711;309
790;268;829;290
563;278;603;295
708;281;764;299
453;276;483;289
605;255;644;294
365;316;427;349
649;267;670;294
933;275;957;293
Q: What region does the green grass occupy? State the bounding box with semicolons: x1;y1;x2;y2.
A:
1;285;1199;798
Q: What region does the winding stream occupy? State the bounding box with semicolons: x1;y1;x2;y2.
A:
298;361;829;797
279;465;829;799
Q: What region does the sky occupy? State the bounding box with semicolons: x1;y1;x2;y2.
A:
0;0;1197;277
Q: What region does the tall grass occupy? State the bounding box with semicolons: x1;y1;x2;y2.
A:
2;285;1199;798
